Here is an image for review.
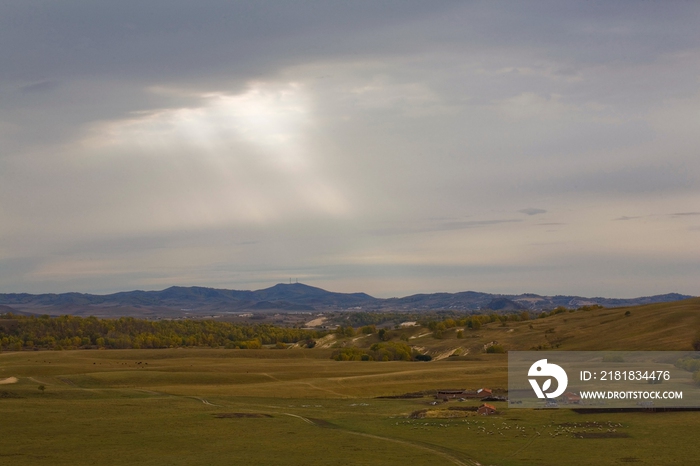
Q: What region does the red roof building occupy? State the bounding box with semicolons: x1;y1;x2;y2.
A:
477;403;497;415
562;392;581;404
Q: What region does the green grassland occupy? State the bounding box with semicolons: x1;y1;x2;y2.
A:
1;299;699;465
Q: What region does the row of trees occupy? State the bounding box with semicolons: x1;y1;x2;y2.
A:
331;341;419;361
0;314;326;350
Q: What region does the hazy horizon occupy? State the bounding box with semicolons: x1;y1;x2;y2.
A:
0;280;693;302
1;1;699;299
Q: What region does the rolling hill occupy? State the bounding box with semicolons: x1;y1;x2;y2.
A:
326;298;700;357
0;283;694;318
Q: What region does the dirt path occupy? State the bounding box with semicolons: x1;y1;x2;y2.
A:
191;396;221;407
282;413;315;425
135;389;164;395
27;376;51;385
282;412;480;466
298;381;350;398
0;376;18;385
330;366;456;382
345;430;480;466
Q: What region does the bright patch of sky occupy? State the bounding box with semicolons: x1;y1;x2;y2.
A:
0;1;698;298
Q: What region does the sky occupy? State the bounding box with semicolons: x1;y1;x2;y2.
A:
1;1;699;298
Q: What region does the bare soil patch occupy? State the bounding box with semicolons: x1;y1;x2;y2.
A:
305;317;326;327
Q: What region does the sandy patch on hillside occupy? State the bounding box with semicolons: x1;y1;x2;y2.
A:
432;347;466;361
314;334;337;349
305;317;326;327
0;377;18;385
351;334;371;343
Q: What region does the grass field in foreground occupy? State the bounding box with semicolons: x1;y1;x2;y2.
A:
1;348;699;465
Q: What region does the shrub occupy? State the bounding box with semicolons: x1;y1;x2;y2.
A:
332;348;368;361
335;326;355;337
693;332;700;351
675;358;700;372
486;344;505;353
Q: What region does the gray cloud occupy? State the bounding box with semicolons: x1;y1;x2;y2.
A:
530;163;698;197
369;219;523;236
1;1;699;297
19;80;59;93
519;208;547;216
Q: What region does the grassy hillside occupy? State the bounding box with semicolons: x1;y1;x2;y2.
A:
326;298;700;360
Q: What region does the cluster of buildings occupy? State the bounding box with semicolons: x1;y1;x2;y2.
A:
435;388;500;415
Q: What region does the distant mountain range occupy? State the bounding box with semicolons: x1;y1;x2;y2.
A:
0;283;693;318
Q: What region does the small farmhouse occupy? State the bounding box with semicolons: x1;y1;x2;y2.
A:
561;392;581;404
477;403;497;416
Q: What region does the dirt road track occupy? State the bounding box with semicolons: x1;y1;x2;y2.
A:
191;396;221;407
282;412;481;466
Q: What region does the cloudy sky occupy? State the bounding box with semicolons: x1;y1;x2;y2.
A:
1;1;699;298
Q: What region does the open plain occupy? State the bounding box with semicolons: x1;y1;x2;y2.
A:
1;340;699;465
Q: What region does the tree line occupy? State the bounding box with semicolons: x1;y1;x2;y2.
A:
0;314;325;351
331;341;419;361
